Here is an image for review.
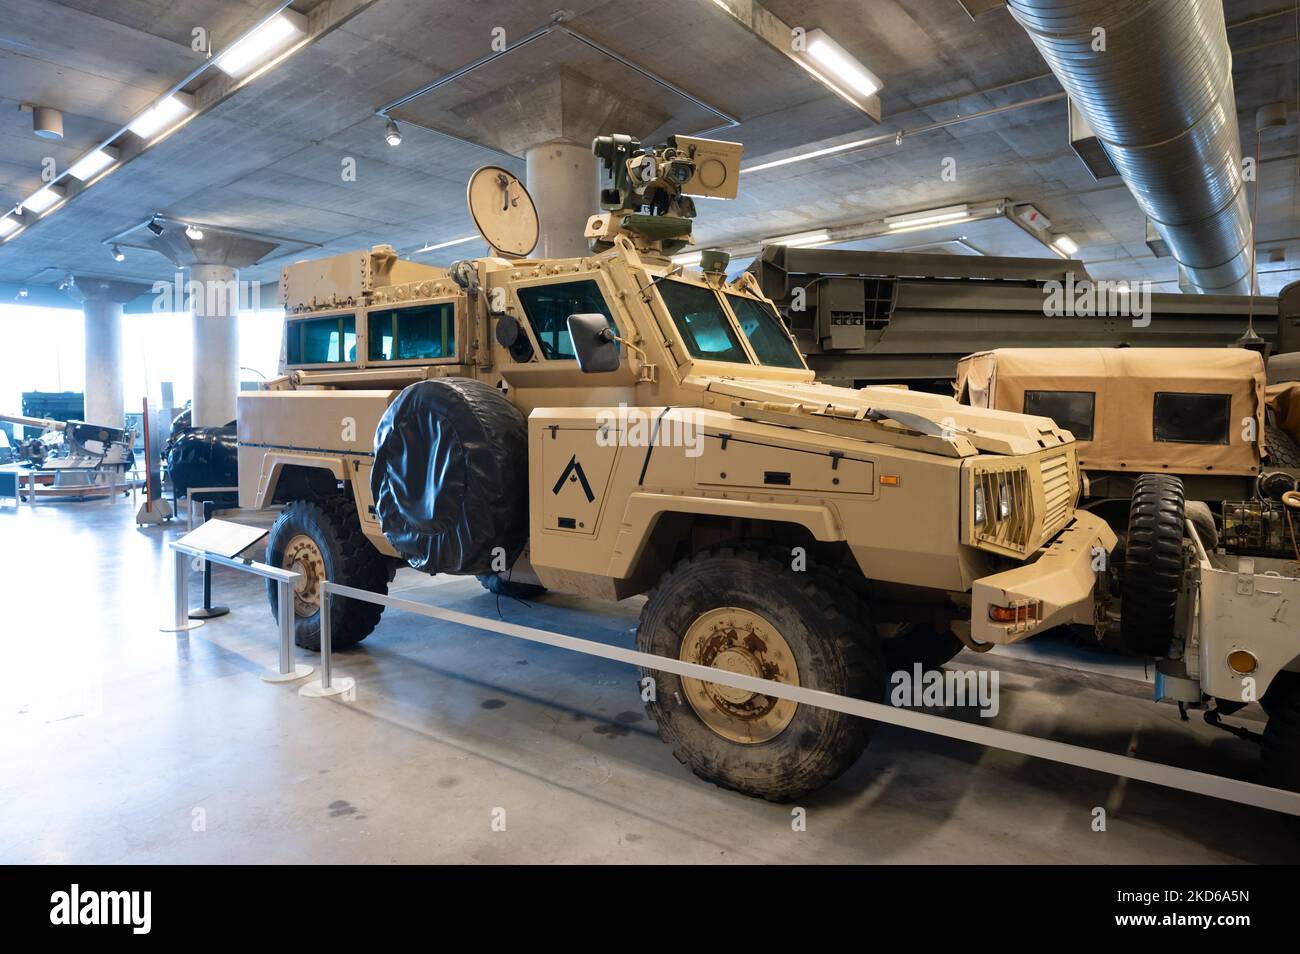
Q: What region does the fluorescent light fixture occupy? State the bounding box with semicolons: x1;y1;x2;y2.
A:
0;216;20;237
67;146;120;181
1051;234;1080;256
672;251;704;267
769;229;831;248
21;183;66;214
414;235;479;254
805;30;882;98
128;94;193;140
885;205;972;230
215;11;308;78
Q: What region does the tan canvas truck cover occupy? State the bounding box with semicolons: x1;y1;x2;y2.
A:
1267;381;1300;444
956;348;1265;476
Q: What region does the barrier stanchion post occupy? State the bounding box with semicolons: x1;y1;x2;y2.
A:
160;545;204;632
262;577;314;683
189;501;230;620
300;580;355;698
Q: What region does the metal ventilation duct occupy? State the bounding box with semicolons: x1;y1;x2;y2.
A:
1008;0;1252;294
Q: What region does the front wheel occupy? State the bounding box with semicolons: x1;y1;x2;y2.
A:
1262;680;1300;792
266;496;388;650
636;545;882;801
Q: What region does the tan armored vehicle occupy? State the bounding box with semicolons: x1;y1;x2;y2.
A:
238;134;1114;799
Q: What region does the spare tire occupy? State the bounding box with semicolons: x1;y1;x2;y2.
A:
1120;474;1186;657
371;378;529;575
1266;423;1300;468
166;425;238;502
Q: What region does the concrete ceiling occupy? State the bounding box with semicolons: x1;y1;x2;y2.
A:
0;0;1296;296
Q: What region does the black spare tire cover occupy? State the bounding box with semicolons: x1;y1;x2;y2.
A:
166;425;238;501
371;377;529;575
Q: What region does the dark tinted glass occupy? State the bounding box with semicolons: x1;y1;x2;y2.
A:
1153;392;1231;445
1023;390;1096;441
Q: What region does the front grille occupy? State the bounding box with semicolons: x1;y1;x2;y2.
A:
1039;452;1074;539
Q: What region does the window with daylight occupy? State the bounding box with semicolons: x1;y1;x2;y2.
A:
515;279;617;361
368;302;455;361
287;314;356;364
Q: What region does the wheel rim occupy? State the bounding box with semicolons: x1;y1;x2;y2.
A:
678;606;800;744
283;533;327;617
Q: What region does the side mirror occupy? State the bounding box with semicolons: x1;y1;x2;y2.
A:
567;313;620;373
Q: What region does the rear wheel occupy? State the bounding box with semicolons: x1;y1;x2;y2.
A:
266;496;388;650
1120;474;1186;657
636;545;882;801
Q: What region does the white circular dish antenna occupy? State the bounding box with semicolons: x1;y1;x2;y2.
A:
467;166;538;258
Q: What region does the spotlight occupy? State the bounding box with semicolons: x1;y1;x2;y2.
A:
146;215;164;236
185;223;204;240
111;245;125;262
385;118;401;146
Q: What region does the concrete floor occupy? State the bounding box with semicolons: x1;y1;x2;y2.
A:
1;496;1296;864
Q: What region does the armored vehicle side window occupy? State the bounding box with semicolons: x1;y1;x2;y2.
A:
368;303;455;361
659;280;749;364
516;280;616;360
1023;390;1095;441
1153;392;1231;445
725;294;804;369
287;315;356;364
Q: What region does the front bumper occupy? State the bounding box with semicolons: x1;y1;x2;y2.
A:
970;510;1117;645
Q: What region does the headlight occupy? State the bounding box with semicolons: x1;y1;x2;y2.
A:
970;464;1033;554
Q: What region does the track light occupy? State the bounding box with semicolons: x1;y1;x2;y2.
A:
146;215;164;236
111;245;125;262
385;118;402;146
185;223;204;241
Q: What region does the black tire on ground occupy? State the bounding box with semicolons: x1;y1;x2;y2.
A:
1265;423;1300;468
476;573;547;599
1262;680;1300;792
1120;474;1186;657
883;622;964;676
636;545;883;801
266;496;389;651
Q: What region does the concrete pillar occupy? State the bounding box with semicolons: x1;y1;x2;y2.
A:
82;298;124;427
190;263;239;427
65;277;149;428
526;141;599;259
